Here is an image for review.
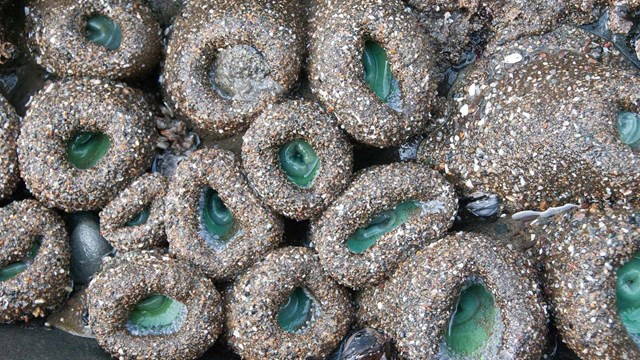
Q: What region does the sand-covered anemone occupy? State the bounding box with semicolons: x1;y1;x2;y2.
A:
419;51;640;212
357;232;548;359
307;0;436;147
242;100;353;220
165;148;283;281
0;94;20;200
87;250;222;360
18;78;157;212
311;162;457;289
0;200;71;322
225;246;354;359
536;206;640;359
100;173;168;253
25;0;162;79
162;0;305;139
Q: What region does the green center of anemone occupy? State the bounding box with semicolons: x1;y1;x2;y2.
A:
617;253;640;336
618;112;640;149
346;201;419;254
278;140;320;188
0;239;41;282
67;132;111;170
277;287;314;333
86;15;122;51
199;187;236;250
445;284;497;355
362;40;400;103
125;207;151;227
127;294;186;336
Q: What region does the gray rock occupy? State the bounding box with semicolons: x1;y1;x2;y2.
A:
68;212;112;285
465;193;500;218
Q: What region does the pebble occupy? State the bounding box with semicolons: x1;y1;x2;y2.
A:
68;212;113;285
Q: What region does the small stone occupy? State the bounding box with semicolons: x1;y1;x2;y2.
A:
68;212;113;285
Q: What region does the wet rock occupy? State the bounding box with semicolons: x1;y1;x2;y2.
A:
147;0;188;27
25;0;162;79
47;287;93;338
464;192;500;218
88;250;222;360
163;0;305;139
311;162;457;289
308;0;436;147
68;212;112;285
225;246;353;359
331;328;397;360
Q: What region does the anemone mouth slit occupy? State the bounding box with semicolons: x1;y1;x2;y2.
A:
0;236;42;282
278;139;320;188
85;15;122;51
345;200;419;254
198;186;238;251
361;39;401;109
126;294;187;336
207;45;283;101
617;111;640;149
277;287;316;333
617;253;640;343
66;131;111;170
444;283;498;356
125;206;151;227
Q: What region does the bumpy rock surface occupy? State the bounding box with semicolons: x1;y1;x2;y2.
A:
163;0;304;139
242;100;353;220
88;250;222;360
308;0;436;147
100;173;168;252
165;149;283;280
0;95;20;200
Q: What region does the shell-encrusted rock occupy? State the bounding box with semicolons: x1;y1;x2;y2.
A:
26;0;162;79
225;246;354;360
308;0;436;147
536;206;640;359
88;250;222;360
163;0;305;139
